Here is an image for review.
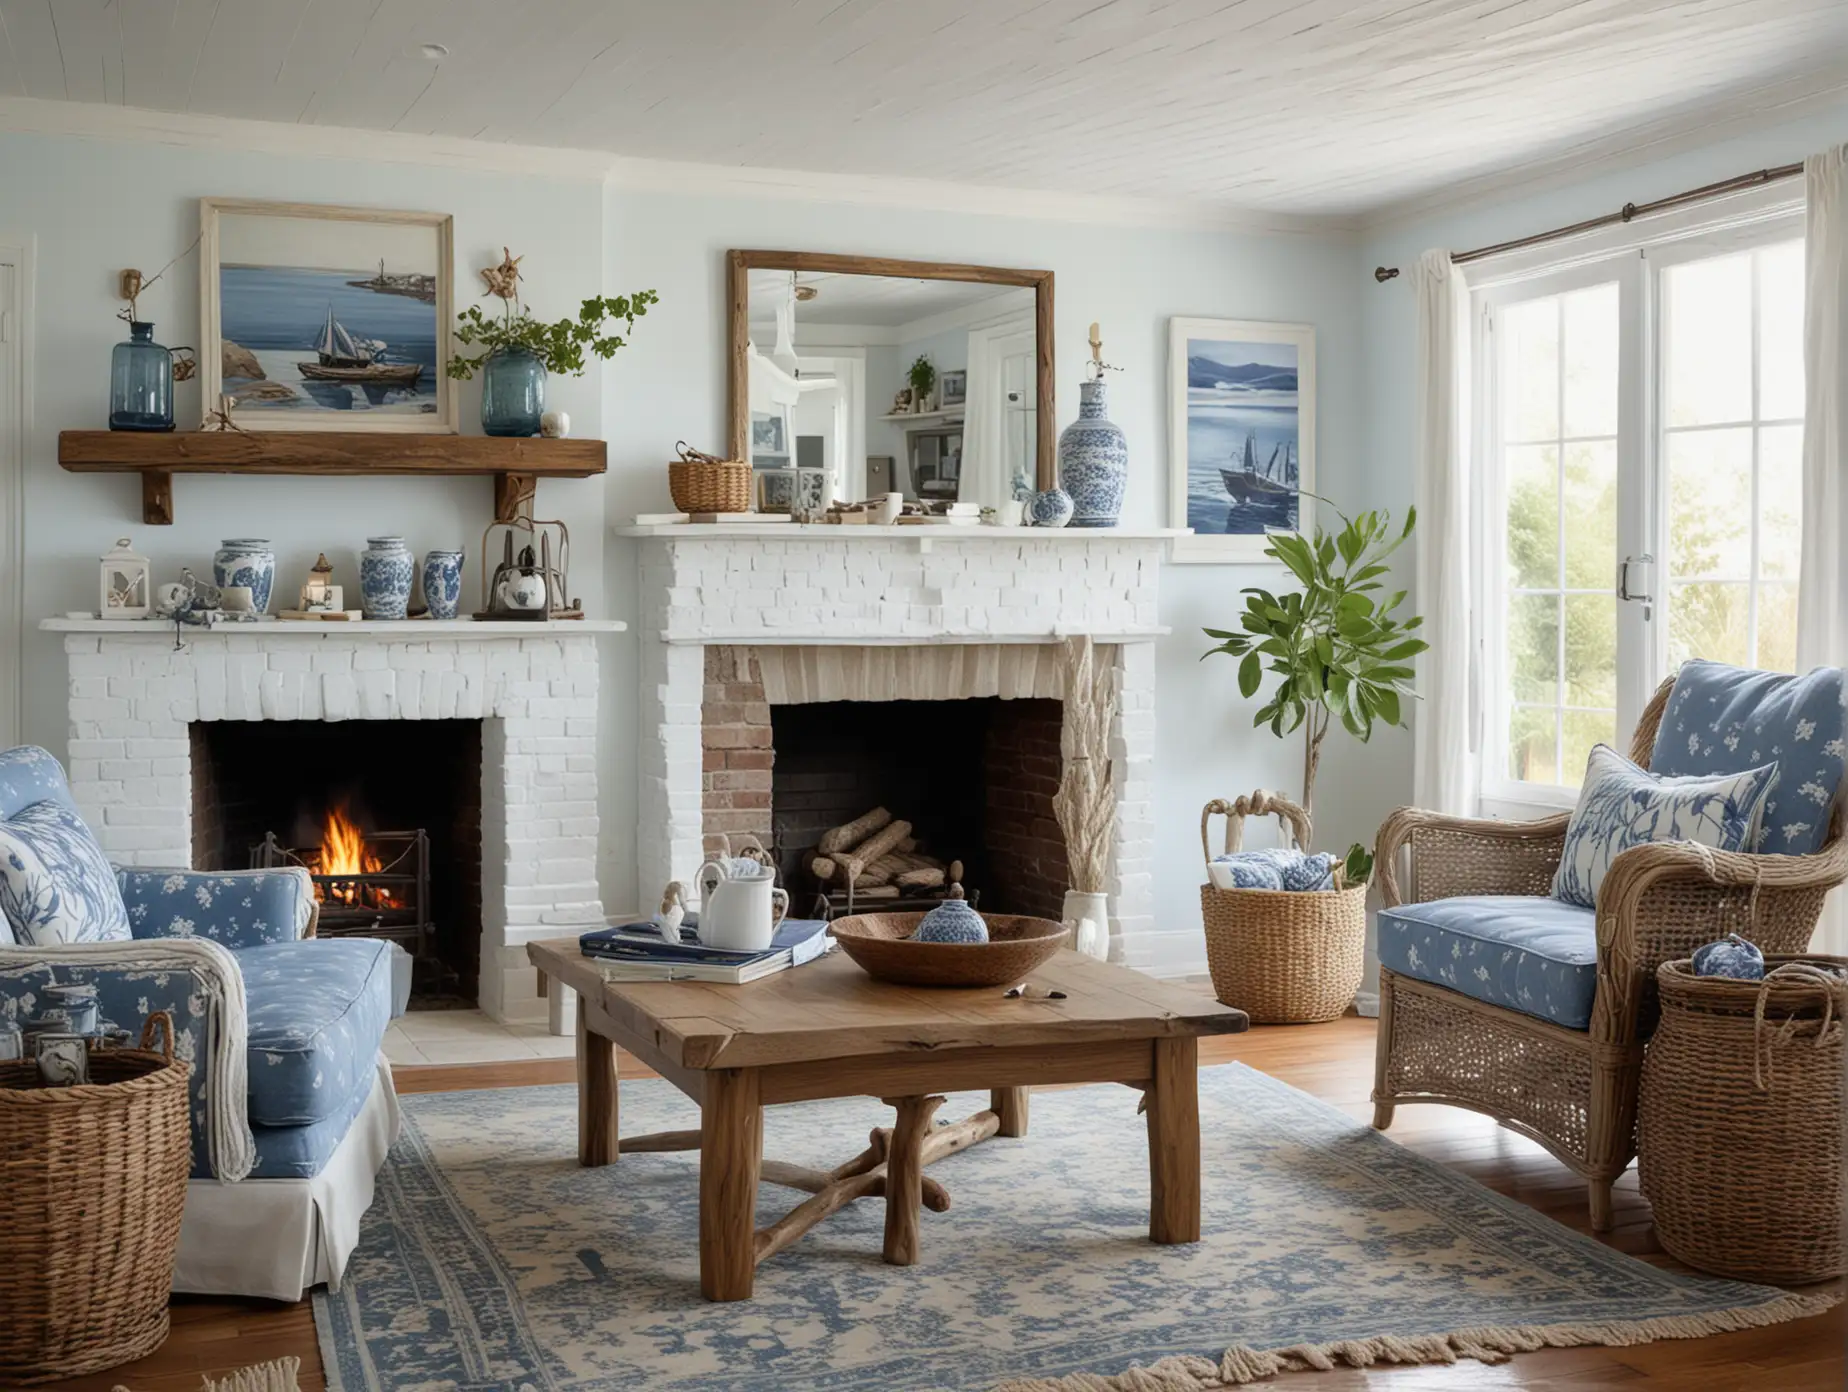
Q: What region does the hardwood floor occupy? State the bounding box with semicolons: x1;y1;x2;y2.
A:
50;1015;1844;1392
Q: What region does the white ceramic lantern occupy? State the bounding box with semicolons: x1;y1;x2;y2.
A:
100;538;150;618
300;552;343;612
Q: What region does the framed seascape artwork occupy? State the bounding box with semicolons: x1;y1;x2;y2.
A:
200;199;456;433
1167;317;1315;562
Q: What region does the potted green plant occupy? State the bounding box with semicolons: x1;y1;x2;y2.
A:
1202;501;1427;814
908;354;936;412
447;248;658;437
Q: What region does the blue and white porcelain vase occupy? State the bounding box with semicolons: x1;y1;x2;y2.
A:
1029;484;1074;528
359;536;415;620
212;538;275;614
421;548;465;621
1058;378;1128;527
912;886;989;944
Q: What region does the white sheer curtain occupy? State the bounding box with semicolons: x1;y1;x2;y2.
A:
1411;249;1477;815
1798;145;1848;954
959;329;1007;511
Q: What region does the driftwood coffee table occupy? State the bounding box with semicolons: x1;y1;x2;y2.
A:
528;940;1250;1300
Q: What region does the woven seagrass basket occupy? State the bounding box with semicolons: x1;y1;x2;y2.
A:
668;442;751;514
1638;955;1847;1284
0;1013;192;1384
1198;792;1365;1024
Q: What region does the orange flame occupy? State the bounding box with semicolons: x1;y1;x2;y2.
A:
313;803;397;909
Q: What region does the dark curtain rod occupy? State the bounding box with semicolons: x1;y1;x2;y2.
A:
1372;162;1804;283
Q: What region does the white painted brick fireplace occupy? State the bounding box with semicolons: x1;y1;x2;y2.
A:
42;618;624;1023
618;524;1180;971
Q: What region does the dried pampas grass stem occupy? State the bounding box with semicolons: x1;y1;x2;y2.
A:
1053;636;1117;896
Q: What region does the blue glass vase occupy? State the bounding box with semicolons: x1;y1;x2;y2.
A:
109;321;175;432
481;346;546;437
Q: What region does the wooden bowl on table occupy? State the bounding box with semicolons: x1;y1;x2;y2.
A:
829;912;1067;988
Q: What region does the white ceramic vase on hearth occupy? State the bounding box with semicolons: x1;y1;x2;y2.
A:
1062;889;1109;960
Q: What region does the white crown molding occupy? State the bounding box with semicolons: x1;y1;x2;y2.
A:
0;96;614;182
0;94;1359;237
1360;72;1848;238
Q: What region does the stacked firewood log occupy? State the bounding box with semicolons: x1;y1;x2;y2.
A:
805;806;964;900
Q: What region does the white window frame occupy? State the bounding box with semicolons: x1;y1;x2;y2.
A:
1467;188;1805;819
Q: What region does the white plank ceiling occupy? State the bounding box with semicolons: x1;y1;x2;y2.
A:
0;0;1842;216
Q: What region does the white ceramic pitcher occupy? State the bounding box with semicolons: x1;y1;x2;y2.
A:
694;859;789;952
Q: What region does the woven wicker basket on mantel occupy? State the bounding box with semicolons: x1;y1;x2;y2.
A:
0;1013;192;1384
1198;791;1366;1024
1639;955;1847;1284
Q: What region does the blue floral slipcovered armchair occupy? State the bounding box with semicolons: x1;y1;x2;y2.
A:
1370;662;1848;1231
0;746;403;1294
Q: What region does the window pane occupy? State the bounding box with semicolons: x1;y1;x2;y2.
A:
1668;581;1751;667
1502;298;1559;443
1509;705;1559;785
1509;594;1560;703
1506;444;1558;588
1562;283;1618;438
1561;440;1615;590
1759;241;1806;421
1666;428;1752;578
1665;253;1752;427
1563;593;1616;707
1757;583;1799;673
1759;423;1803;581
1562;709;1616;788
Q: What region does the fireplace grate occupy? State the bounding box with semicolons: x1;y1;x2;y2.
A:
253;828;431;957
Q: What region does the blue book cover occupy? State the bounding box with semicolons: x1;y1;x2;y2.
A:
579;917;830;967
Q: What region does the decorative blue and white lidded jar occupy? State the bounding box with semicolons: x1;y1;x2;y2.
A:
1029;484;1075;528
421;548;465;621
212;538;276;614
911;885;990;944
359;536;415;620
1056;322;1128;528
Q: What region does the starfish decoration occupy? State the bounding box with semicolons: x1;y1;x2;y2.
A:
480;247;524;301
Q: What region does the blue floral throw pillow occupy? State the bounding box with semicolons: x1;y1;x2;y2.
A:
0;802;132;945
1552;744;1777;908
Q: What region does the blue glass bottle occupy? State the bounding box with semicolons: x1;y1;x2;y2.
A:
481;345;546;437
109;321;175;432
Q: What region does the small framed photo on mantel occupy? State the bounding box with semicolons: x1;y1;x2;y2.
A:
1167;317;1315;563
199;198;457;433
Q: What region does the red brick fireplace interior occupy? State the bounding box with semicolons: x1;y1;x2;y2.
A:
700;651;1069;921
188;719;483;1006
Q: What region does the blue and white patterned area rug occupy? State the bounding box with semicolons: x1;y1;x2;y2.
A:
313;1065;1833;1391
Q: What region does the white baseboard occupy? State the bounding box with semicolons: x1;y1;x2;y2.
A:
1353;991;1380;1019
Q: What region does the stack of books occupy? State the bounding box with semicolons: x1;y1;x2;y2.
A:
579;915;833;983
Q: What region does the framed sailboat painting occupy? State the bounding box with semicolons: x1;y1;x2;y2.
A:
1167;317;1315;562
200;199;456;433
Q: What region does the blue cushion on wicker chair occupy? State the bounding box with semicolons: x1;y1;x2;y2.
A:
1648;660;1847;854
1378;895;1599;1030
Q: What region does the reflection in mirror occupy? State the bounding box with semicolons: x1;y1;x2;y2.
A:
742;266;1042;514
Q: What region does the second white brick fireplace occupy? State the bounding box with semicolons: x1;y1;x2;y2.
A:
620;524;1179;970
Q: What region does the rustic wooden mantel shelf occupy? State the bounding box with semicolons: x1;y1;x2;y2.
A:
57;430;608;526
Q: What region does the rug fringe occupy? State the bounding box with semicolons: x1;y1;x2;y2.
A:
992;1290;1841;1390
199;1356;303;1392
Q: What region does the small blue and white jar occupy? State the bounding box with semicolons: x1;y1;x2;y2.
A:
1057;378;1128;527
421;548;465;621
359;536;415;620
1029;484;1074;528
212;538;275;614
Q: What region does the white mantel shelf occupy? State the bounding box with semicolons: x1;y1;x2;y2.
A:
43;618;627;636
613;523;1191;542
660;628;1169;646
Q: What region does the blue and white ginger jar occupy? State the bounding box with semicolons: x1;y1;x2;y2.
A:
1057;378;1128;527
212;537;275;614
1029;484;1074;528
421;548;465;621
359;536;415;620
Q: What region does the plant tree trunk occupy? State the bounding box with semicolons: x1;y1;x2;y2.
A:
1301;707;1329;822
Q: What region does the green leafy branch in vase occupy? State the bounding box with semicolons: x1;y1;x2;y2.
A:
446;246;658;380
1202;499;1428;814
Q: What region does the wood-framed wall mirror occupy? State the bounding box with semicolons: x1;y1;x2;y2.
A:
727;251;1053;513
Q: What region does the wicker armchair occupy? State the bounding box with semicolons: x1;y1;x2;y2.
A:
1371;676;1848;1231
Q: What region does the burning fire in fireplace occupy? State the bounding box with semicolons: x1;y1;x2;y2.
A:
309;804;400;910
